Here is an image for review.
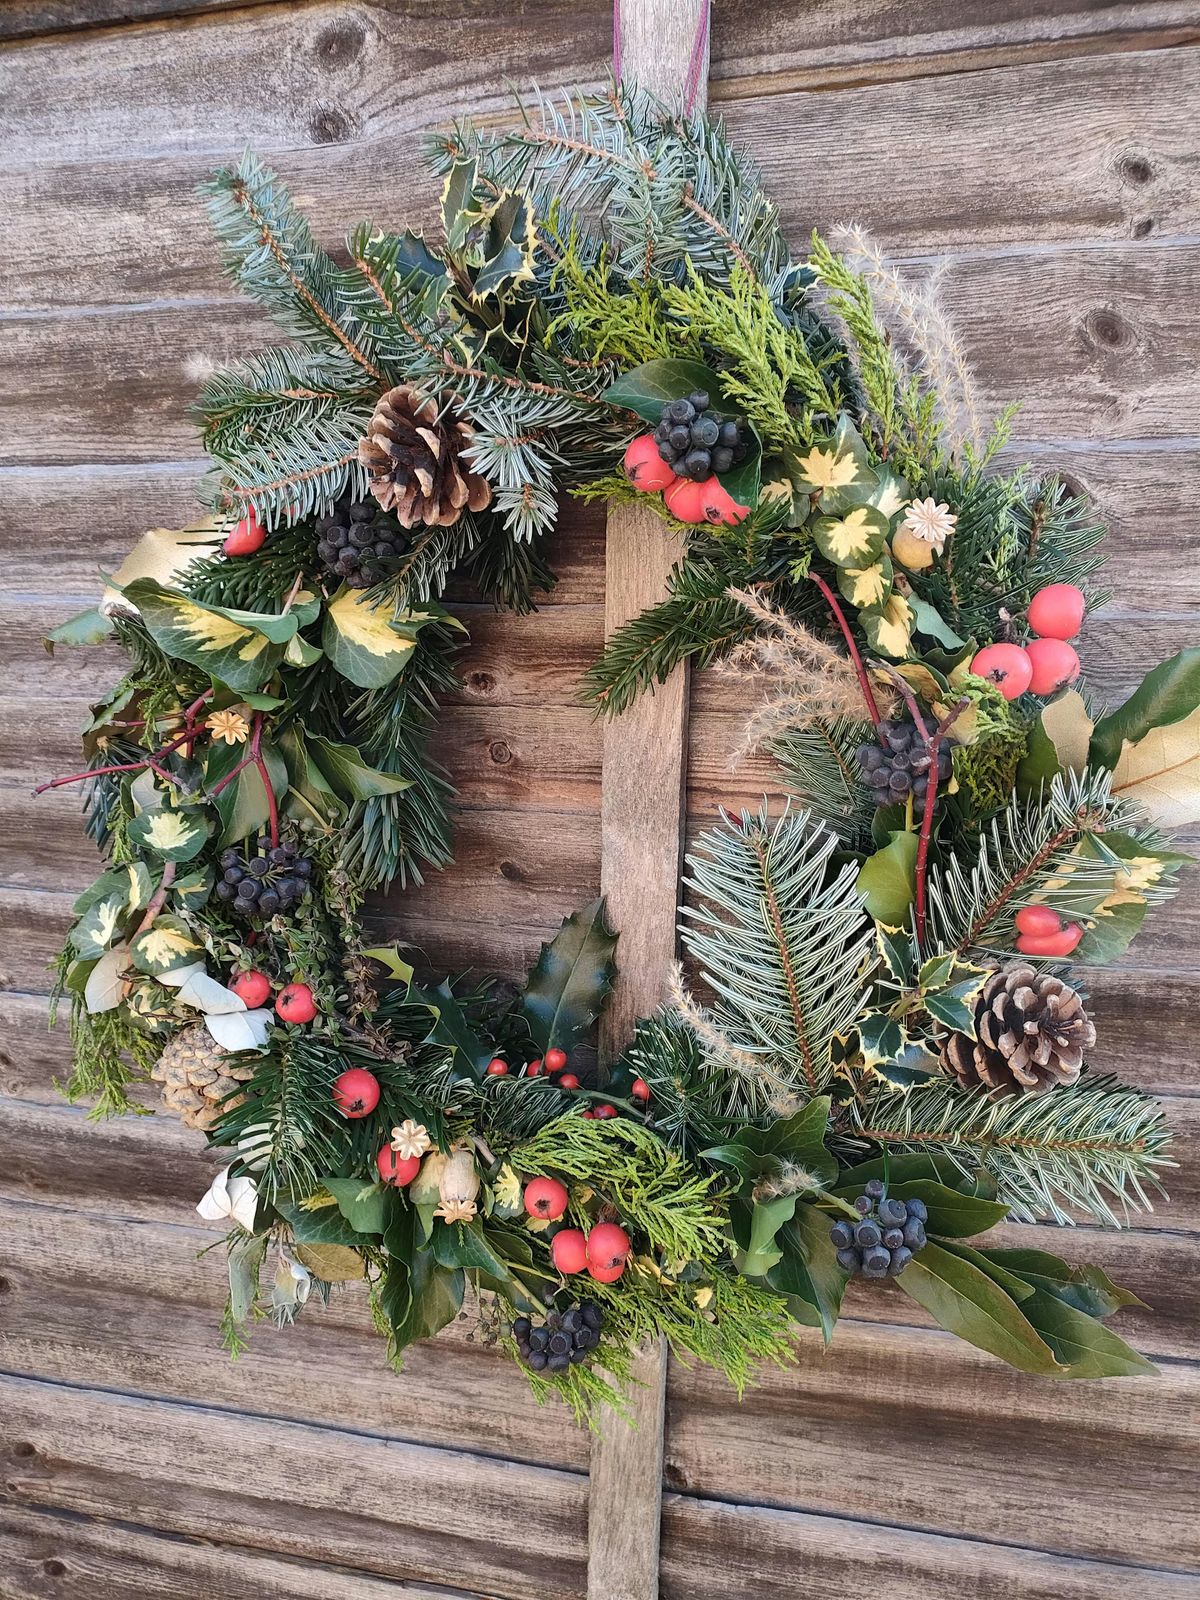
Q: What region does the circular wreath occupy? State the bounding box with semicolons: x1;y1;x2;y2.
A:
45;87;1191;1414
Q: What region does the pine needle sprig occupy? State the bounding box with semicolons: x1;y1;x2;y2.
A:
844;1075;1173;1226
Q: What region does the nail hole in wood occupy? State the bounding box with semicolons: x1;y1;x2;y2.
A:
499;860;525;882
43;1560;67;1578
12;1442;35;1458
1131;217;1154;239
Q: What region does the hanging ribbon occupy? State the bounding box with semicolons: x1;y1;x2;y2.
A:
613;0;711;114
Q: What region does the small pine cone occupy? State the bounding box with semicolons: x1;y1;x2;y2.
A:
941;963;1095;1100
358;384;491;527
150;1023;256;1131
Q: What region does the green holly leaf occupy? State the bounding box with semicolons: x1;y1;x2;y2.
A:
521;896;618;1053
856;831;917;924
408;979;494;1082
362;945;416;984
602;358;727;425
897;1241;1062;1375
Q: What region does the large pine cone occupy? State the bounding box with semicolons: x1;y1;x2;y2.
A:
150;1023;256;1131
358;384;491;527
941;963;1095;1100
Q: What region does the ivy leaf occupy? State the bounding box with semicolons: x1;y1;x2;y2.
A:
521;897;618;1053
205;738;290;848
897;1241;1062;1375
602;358;727;424
123;579;296;692
837;555;892;611
856;831;917;924
860;592;914;658
767;1200;850;1344
127;805;209;863
173;864;214;910
72;863;154;918
71;894;128;957
703;1099;837;1190
306;733;414;801
131;915;204;977
977;1247;1145;1320
321;591;458;689
732;1194;797;1278
45;607;115;651
277;1198;362;1248
812;504;889;568
321;1178;390;1237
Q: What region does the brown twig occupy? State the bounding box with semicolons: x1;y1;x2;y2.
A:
133;860;177;938
808;571;883;728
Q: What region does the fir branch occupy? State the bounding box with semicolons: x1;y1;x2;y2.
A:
769;717;877;844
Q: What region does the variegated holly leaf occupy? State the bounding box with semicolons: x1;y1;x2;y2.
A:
72;861;154;918
812;504;890;569
322;590;460;689
71;894;128;957
131;915;203;976
923;973;988;1034
860;592;914;657
83;944;133;1013
854;1013;939;1087
123;579;297;693
837;554;892;611
127;805;209;862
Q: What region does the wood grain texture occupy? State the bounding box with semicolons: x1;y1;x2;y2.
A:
0;1374;588;1599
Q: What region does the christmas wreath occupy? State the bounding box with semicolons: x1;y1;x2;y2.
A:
44;87;1198;1415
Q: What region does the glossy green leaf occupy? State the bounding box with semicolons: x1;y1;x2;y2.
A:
857;831;918;924
978;1248;1146;1320
909;595;964;648
1090;648;1200;769
881;1178;1009;1238
1017;1288;1157;1378
521;896;617;1052
408;979;494;1082
306;733;414;801
322;1178;390;1237
124;579;296;692
45;606;115;651
73;862;154;919
602;358;727;424
205;737;290;847
130;915;204;976
897;1241;1061;1375
767;1200;850;1344
734;1195;798;1278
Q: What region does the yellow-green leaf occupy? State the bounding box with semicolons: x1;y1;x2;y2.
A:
861;593;914;658
131;916;203;975
123;579;295;692
322;589;421;689
812;505;890;569
837;557;892;610
128;806;209;862
1111;703;1200;829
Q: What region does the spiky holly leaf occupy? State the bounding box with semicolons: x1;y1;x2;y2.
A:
520;897;618;1053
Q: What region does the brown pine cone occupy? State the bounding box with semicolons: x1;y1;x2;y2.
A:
358;384;491;527
940;963;1095;1100
150;1023;256;1131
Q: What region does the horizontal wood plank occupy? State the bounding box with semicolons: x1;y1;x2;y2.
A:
0;1373;588;1599
664;1318;1200;1570
659;1493;1200;1600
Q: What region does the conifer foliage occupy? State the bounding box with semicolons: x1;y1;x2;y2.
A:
39;85;1200;1407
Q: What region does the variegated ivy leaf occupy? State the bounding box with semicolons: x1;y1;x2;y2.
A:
83;944;133;1013
127;805;209;863
860;592;914;658
812;504;890;570
837;554;892;611
122;578;299;693
867;469;911;521
173;864;214;909
131;916;203;976
788;415;875;513
71;894;127;957
129;768;167;815
72;861;154;919
322;590;461;689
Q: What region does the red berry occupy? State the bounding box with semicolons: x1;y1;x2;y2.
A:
556;1072;581;1091
275;982;317;1024
1028;583;1085;641
544;1047;568;1072
587;1258;626;1284
332;1067;380;1119
525;1058;544;1077
485;1057;510;1077
550;1227;589;1275
623;433;677;493
523;1176;569;1220
1025;637;1081;697
970;642;1033;701
1016;923;1084;958
1015;905;1063;938
230;969;271;1008
377;1145;421;1187
630;1077;651;1103
580;1109;596;1119
586;1221;630;1271
594;1103;618;1120
664;476;708;524
223;508;265;557
697;476;750;527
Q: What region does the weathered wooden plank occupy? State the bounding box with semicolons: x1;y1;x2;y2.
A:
0;1373;588;1600
659;1493;1200;1600
664;1318;1200;1570
0;1501;481;1600
5;245;1199;468
0;1196;590;1471
3;47;1192;314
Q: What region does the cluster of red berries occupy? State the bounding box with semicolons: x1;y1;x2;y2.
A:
1014;904;1084;958
622;434;749;527
485;1046;651;1121
970;584;1085;701
523;1177;632;1284
231;969;317;1024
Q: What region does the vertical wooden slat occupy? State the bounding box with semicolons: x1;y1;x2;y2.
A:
589;6;710;1599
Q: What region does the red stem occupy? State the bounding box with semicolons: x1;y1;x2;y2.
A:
209;713;279;847
34;727;198;795
808;572;883;728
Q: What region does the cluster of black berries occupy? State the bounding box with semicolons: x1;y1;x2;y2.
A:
315;498;410;589
512;1301;603;1373
856;719;953;809
830;1180;928;1279
654;392;747;481
214;837;313;922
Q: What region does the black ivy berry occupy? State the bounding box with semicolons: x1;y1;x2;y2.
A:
315;496;411;589
214;836;314;924
830;1190;928;1280
856;719;953;811
513;1300;603;1373
653;392;748;481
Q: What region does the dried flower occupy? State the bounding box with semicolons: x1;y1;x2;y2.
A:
435;1144;480;1224
390;1119;432;1161
899;497;957;552
196;1166;259;1231
206;708;251;745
